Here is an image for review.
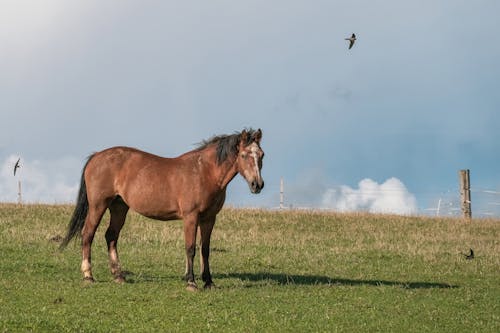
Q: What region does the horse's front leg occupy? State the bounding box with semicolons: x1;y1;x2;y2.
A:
199;216;216;289
183;213;199;291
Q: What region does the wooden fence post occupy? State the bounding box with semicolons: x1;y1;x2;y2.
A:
17;180;22;205
459;169;471;219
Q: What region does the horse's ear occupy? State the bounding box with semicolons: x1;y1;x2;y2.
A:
253;129;262;144
240;129;248;146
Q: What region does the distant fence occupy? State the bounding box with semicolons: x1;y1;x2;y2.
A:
423;188;500;218
273;169;500;218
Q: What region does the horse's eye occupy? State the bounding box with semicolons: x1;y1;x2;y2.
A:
241;153;247;158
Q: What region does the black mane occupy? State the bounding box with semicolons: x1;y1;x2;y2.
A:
196;128;258;165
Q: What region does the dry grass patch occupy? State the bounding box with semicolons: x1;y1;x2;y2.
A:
1;204;499;332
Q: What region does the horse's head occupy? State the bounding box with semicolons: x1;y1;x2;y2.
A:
237;129;264;194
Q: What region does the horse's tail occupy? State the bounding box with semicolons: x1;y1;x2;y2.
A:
59;155;94;250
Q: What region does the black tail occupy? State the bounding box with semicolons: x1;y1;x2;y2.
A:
60;156;93;250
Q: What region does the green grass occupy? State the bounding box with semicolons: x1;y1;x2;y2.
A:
0;204;499;332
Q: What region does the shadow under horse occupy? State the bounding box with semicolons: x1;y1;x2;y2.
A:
216;272;458;289
60;129;265;291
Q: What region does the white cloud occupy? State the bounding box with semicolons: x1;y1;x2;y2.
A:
321;177;418;215
0;155;79;204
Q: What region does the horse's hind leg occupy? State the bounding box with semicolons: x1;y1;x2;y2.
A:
106;199;129;283
81;202;107;282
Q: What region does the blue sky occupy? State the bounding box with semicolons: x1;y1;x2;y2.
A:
1;1;499;216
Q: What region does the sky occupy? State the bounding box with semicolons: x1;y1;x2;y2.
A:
1;1;499;216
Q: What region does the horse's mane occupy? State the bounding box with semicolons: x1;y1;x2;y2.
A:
196;128;258;165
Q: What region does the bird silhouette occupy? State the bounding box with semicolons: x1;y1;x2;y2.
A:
463;248;474;260
13;158;21;176
345;33;356;49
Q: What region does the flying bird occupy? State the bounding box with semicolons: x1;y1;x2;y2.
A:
345;33;356;49
13;158;21;176
463;248;474;260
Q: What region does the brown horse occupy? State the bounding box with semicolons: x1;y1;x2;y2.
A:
60;129;264;290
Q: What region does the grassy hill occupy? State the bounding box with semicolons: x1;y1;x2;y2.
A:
0;204;498;332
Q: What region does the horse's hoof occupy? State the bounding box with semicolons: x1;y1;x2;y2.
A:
204;282;216;290
186;282;198;292
114;275;126;284
83;276;95;284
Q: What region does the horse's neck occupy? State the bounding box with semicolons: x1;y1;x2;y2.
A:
201;146;238;190
216;158;238;189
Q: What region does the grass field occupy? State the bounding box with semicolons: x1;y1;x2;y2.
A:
0;204;499;332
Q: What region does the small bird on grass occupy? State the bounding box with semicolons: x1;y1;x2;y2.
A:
49;235;63;243
345;33;356;49
13;158;21;176
463;248;474;260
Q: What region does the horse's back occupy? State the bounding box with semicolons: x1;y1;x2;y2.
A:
87;147;159;180
91;146;163;163
85;148;152;193
84;146;186;219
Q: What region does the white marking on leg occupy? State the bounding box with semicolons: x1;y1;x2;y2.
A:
109;251;120;275
81;259;92;278
110;251;118;263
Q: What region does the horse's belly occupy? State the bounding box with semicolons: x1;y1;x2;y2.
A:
131;202;181;221
141;211;180;221
122;192;181;221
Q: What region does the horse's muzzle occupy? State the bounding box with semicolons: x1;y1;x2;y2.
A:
250;179;264;194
